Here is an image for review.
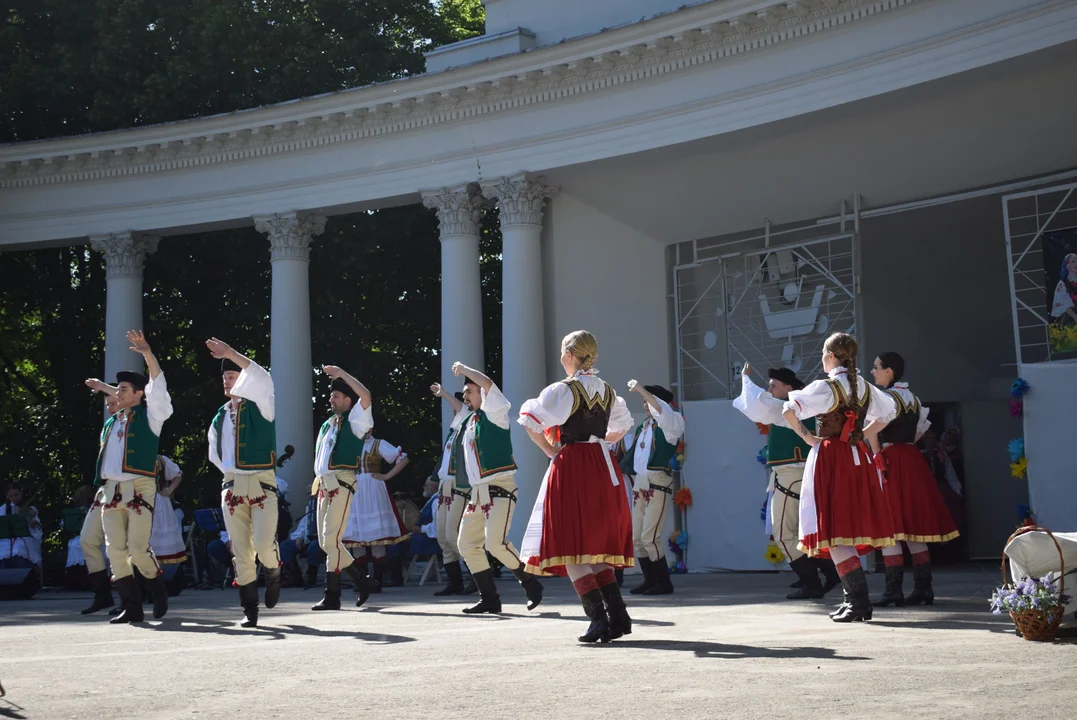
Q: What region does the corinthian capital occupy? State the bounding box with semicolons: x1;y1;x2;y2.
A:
89;232;160;278
420;183;483;238
253;212;327;261
480;174;559;227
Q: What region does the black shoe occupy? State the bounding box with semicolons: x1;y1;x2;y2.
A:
578;588;611;643
511;566;544;611
109;576;145;624
905;563;935;606
81;571;115;615
598;579;632;640
150;573;169;619
630;557;656;595
462;569;502;614
786;556;826;600
239;582;259;627
263;567;282;609
789;579;804;589
342;562;374;607
108;606;123;617
461;578;478;595
874;565;905;607
303;564;319;589
642;559;674;595
434;561;466;597
832;568;872;623
312;572;342;611
816;558;841;595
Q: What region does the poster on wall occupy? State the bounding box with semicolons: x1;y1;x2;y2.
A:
1043;228;1077;355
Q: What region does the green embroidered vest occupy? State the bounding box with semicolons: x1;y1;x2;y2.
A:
449;409;516;487
767;419;815;466
212;399;276;469
94;405;160;486
317;409;367;470
619;417;678;476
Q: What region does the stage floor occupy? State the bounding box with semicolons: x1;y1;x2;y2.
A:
0;567;1072;719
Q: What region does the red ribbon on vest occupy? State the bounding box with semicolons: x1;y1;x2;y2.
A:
838;410;857;443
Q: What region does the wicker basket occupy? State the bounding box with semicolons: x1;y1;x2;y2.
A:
1001;525;1066;642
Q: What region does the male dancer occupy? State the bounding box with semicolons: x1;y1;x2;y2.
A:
206;338;280;628
450;362;543;614
89;330;174;624
311;366;378;610
733;363;840;599
620;382;685;596
77;392;120;615
430;382;471;596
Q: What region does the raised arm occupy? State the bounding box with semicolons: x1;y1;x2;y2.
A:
431;382;463;414
323;365;372;410
128;330;162;379
451;361;492;392
206;337;251;370
85;379;118;397
207;338;275;420
628;379;684;441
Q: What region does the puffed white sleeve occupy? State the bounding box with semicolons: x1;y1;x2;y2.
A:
915;401;932;442
144;373;174;436
450;405;469;430
480;383;512;430
649;397;686;443
348;403;374;438
732;373;785;426
231;360;275;422
518;382;573;433
207;423;224;473
607;394;634;436
866;383;897;424
783;380;835;419
378;440;404;464
1051;281;1073;318
160;456;182;481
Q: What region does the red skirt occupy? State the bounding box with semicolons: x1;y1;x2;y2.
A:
522;443;634;577
882;444;960;543
799;439;897;559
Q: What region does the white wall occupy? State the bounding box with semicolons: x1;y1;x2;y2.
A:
483;0;696;43
541;191;669;391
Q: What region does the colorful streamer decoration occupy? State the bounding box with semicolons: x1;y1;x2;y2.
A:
765;543;786;565
674;487;693;510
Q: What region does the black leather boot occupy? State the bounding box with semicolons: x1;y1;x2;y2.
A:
461;574;478;595
614;568;624;587
303;563;319;589
342;562;374;607
598;580;632;640
109;576;145;624
511;566;544;611
905;563;935;606
239;582;260;627
643;558;674;595
786;556;826;599
630;556;655;595
385;555;404;587
435;560;465;596
462;569;502;614
263;567;282;609
831;568;872;623
312;572;342;611
150;573;169;619
874;565;905;607
816;558;841;595
81;571;115;615
282;556;304;588
578;589;612;644
371;556;385;593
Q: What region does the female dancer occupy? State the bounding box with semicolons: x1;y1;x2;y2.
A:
518;330;635;643
782;332;897;623
871;352;959;607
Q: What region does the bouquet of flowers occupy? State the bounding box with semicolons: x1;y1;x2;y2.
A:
990;573;1071;641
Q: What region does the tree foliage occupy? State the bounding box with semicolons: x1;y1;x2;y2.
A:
0;0;497;567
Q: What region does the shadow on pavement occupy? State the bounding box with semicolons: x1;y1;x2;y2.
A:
135;618;415;643
371;607;677;628
607;639;870;660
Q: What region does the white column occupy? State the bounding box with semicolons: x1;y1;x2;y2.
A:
254;212;326;513
481;174;559;545
421;183;486;433
89;232;159;388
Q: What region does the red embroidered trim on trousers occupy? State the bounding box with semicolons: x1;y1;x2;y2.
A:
594;568;616;588
572;574;599;596
836;557;861;577
911;550;931;566
884;553;904;568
